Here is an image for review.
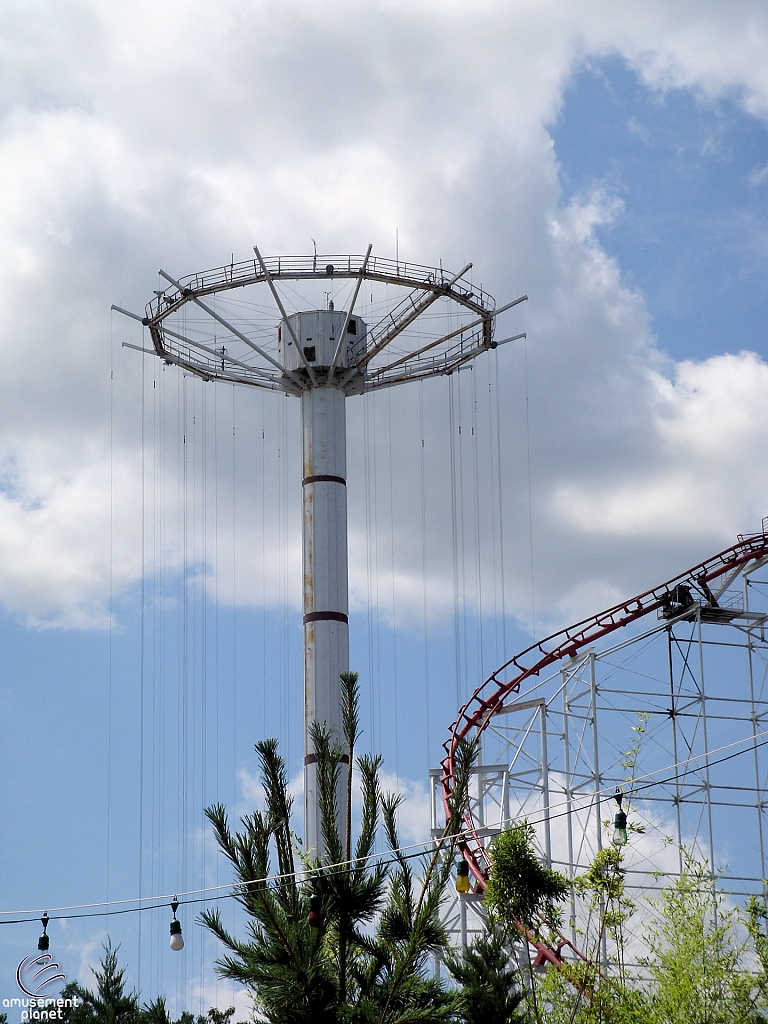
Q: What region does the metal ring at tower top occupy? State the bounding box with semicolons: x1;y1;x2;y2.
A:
112;248;528;399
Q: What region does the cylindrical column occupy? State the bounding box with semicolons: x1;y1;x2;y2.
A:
301;385;349;858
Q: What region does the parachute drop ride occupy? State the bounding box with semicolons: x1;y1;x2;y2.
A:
114;246;526;855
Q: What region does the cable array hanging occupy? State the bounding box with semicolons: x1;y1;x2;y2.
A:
3;728;767;930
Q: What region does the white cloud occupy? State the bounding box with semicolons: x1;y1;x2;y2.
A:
1;1;768;631
182;973;254;1023
377;771;433;847
553;350;768;544
238;763;304;816
0;442;140;627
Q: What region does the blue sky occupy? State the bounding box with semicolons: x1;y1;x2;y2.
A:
554;57;768;363
2;2;768;1016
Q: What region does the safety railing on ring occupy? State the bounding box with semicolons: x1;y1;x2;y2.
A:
145;254;493;320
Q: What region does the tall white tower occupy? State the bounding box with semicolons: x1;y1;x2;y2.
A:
114;246;525;856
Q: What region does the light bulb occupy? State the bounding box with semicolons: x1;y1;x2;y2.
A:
612;798;628;847
170;899;184;951
455;862;471;894
308;894;323;929
170;919;184;951
38;912;50;952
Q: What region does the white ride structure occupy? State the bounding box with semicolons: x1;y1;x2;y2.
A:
114;246;526;856
434;526;768;965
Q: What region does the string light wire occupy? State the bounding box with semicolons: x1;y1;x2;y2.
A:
3;727;768;926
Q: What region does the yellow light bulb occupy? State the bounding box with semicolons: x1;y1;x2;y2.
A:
455;863;471;894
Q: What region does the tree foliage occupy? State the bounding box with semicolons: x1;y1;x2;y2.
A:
521;845;768;1024
200;671;477;1024
484;824;568;930
445;929;526;1024
60;944;235;1024
61;940;140;1024
141;1000;238;1024
641;855;766;1023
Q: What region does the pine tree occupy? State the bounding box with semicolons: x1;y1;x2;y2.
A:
201;672;476;1023
141;999;237;1024
446;930;526;1024
482;823;568;1024
61;940;140;1024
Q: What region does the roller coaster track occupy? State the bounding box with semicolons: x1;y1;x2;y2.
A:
441;529;768;968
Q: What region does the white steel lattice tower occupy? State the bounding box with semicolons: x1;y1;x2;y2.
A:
436;529;768;967
114;246;525;856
